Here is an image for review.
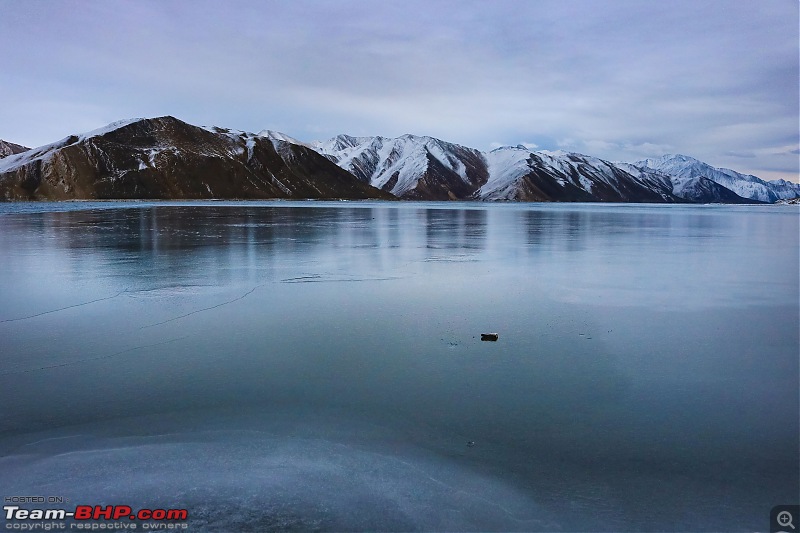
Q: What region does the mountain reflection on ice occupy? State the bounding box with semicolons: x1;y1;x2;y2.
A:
0;201;797;532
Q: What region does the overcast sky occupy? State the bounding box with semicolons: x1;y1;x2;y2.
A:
1;0;798;181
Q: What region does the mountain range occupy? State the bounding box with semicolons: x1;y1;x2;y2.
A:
0;117;391;201
1;116;797;203
314;135;798;203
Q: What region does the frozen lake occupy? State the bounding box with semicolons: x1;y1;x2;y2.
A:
0;201;797;531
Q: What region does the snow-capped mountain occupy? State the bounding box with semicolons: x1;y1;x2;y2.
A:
0;117;391;201
635;154;800;203
312;133;782;203
478;147;680;202
312;134;488;200
311;135;758;203
0;140;29;158
615;162;754;204
312;135;680;202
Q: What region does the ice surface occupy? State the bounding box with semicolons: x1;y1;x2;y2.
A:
0;409;548;532
0;202;797;531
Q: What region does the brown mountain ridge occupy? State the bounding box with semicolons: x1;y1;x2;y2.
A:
0;116;393;201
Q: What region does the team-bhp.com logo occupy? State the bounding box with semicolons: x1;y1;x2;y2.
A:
4;505;188;530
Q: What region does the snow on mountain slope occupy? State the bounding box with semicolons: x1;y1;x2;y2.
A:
477;146;535;200
0;140;30;159
313;134;488;199
635;154;799;203
613;162;675;191
0;118;158;175
476;147;679;202
615;162;753;203
316;136;714;202
257;129;316;150
201;126;309;166
764;178;800;201
312;134;792;203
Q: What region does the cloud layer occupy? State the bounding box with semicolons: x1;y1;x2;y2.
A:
1;0;797;181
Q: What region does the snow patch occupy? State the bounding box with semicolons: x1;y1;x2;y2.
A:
79;118;145;141
578;175;593;193
258;130;311;148
477;147;532;200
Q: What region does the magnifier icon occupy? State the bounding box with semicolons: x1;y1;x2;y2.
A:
778;510;795;530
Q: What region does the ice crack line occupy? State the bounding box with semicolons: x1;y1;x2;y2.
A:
0;289;129;324
280;275;322;282
0;335;189;376
280;275;402;283
140;284;264;329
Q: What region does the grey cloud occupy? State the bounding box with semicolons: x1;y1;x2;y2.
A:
0;0;796;181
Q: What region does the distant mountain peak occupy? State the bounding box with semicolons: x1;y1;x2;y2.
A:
634;153;798;202
488;145;530;153
656;153;697;162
